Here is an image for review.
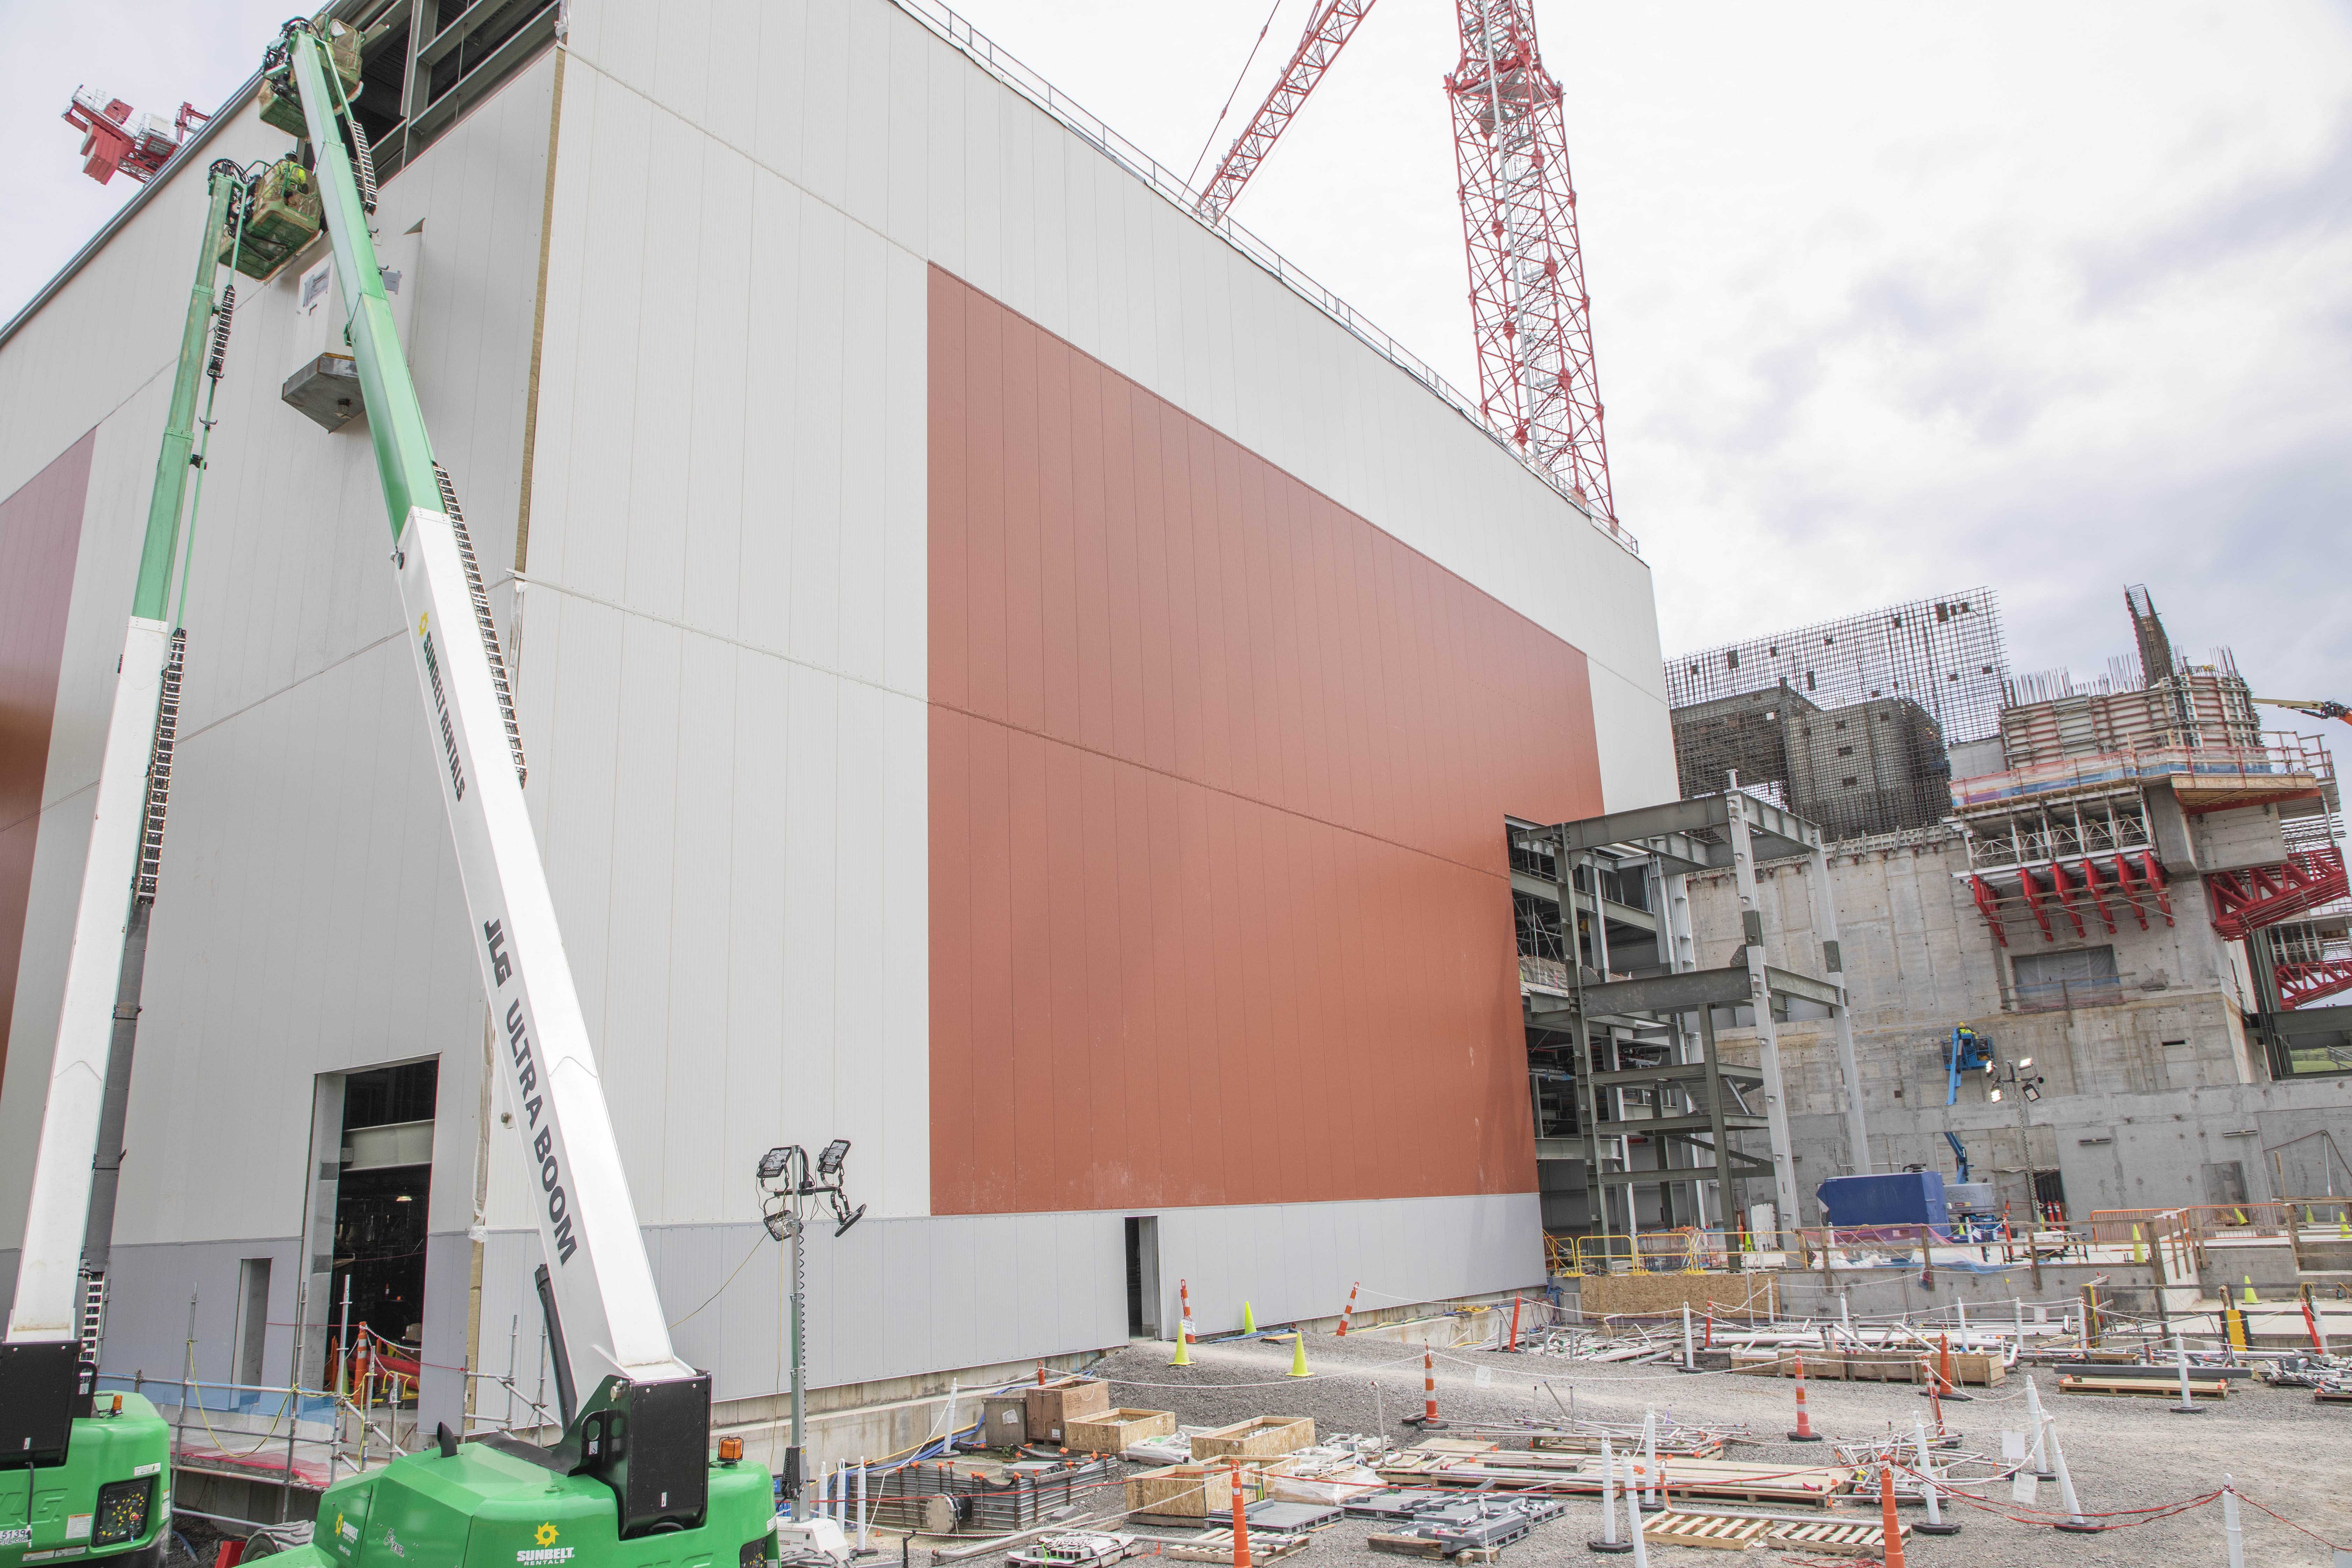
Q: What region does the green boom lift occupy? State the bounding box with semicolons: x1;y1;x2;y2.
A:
230;20;775;1568
1;146;256;1568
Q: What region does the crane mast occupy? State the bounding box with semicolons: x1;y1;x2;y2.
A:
1446;0;1614;522
1185;0;1621;526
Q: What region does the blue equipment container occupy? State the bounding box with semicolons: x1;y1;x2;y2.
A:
1815;1170;1949;1231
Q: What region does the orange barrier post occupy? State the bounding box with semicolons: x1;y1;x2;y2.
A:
1507;1295;1522;1351
1230;1461;1252;1568
1787;1353;1821;1442
1878;1465;1906;1568
2301;1286;2328;1354
1935;1331;1972;1401
1337;1281;1359;1337
1404;1345;1444;1428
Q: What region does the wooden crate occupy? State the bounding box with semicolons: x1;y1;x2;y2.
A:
1026;1377;1112;1442
982;1393;1030;1444
1128;1465;1233;1518
1191;1416;1315;1461
1841;1350;1925;1384
1641;1512;1771;1551
1066;1408;1176;1454
1729;1350;1843;1380
1127;1462;1293;1519
1946;1351;2006;1387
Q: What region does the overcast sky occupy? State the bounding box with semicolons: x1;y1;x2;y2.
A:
5;1;2346;764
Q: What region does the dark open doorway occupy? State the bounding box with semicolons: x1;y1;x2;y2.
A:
1123;1217;1161;1339
330;1059;437;1379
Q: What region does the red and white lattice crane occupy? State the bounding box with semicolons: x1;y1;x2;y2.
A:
1192;0;1617;526
1196;2;1379;223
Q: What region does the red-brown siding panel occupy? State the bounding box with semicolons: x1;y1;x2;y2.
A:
927;268;1602;1215
0;432;98;1102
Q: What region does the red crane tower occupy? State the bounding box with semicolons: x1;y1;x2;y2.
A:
1191;0;1617;526
1444;1;1612;522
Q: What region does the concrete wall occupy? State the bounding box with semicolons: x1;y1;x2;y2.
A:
1680;827;2347;1226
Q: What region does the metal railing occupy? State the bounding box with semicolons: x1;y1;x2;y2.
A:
882;0;1639;559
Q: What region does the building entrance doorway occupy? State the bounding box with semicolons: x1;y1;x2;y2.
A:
329;1059;438;1380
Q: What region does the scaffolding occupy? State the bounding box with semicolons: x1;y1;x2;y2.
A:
1663;589;2009;842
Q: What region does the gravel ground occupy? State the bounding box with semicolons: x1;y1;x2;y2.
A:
1034;1329;2352;1568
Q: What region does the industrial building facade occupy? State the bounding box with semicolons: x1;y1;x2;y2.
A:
0;0;1675;1447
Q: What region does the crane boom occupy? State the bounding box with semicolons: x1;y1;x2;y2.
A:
275;22;692;1423
1195;0;1378;223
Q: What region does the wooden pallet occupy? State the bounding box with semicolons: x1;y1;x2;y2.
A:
1766;1519;1909;1558
2057;1374;2228;1400
1363;1536;1499;1563
2314;1387;2352;1404
1164;1531;1308;1564
1639;1512;1771;1551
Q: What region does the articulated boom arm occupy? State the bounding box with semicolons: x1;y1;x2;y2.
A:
276;24;690;1414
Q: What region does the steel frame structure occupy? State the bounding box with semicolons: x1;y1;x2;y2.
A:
1514;790;1870;1244
1445;0;1613;518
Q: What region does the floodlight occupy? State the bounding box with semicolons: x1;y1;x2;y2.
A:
757;1146;794;1183
1988;1088;2003;1102
2017;1057;2033;1069
818;1139;851;1177
833;1201;866;1239
2022;1084;2042;1102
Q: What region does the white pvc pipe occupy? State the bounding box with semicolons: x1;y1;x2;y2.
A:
1597;1438;1619;1545
2222;1477;2245;1568
1625;1454;1651;1568
2045;1414;2089;1528
1912;1417;1945;1529
856;1457;869;1549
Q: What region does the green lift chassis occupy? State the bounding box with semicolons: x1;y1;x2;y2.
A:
0;1393;170;1568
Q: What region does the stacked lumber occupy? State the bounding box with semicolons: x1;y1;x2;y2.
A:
2058;1373;2228;1399
1530;1432;1726;1460
1372;1443;1850;1508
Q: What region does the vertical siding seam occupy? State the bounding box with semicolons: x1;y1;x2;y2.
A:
513;47;571;574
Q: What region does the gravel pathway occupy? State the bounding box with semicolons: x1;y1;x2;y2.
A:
1058;1328;2352;1568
